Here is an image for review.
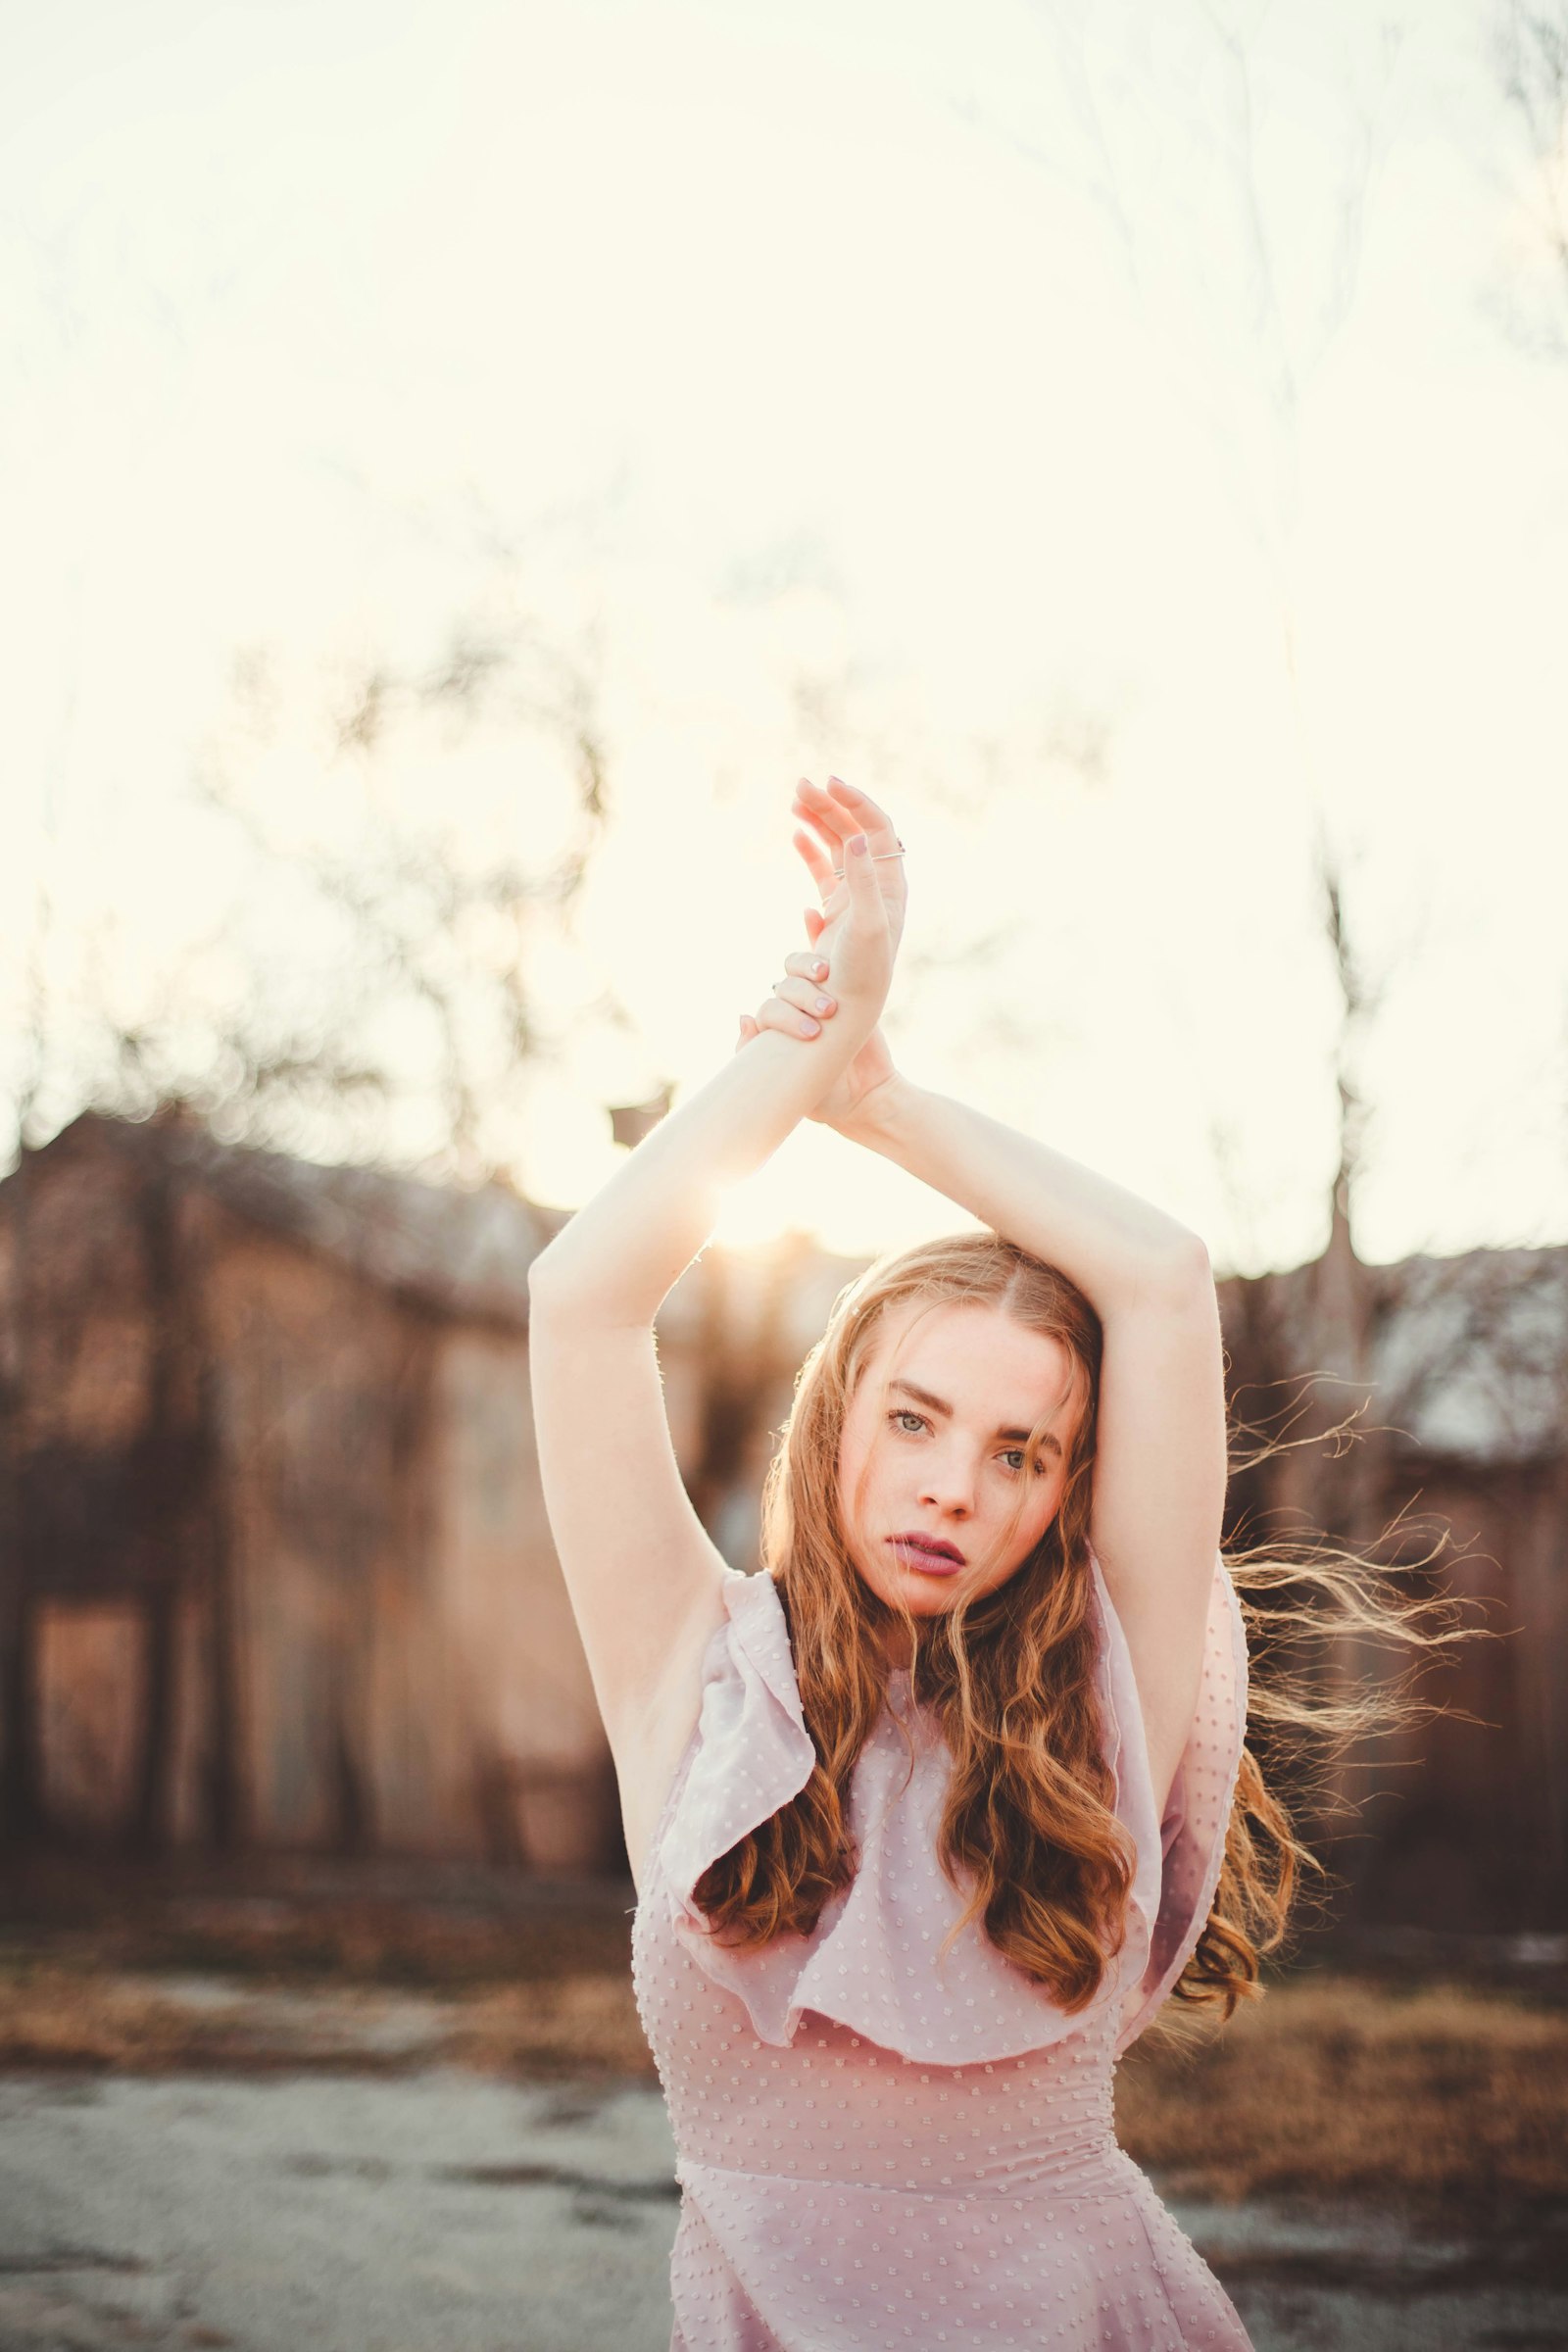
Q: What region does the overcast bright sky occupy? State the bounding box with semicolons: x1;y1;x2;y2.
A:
4;0;1564;1274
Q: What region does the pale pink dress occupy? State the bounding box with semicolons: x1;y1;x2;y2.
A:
630;1550;1255;2351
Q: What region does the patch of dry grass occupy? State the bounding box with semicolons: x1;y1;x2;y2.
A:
0;1965;423;2074
449;1978;656;2079
0;1960;655;2080
0;1889;635;1989
4;1866;1564;2218
1116;1971;1568;2210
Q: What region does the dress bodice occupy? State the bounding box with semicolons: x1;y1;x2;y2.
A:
629;1556;1255;2351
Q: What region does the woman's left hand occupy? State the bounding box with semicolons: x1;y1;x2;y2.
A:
735;776;906;1131
790;775;907;963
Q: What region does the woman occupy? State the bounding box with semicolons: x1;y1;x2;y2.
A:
528;774;1258;2349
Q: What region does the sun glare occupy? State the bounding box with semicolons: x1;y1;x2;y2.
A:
710;1162;821;1252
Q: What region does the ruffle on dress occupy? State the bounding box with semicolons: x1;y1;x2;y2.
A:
657;1553;1248;2068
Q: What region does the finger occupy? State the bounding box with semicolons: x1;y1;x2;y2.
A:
784;947;830;979
793;777;854;848
798;788;894;877
802;907;827;947
824;774;898;839
772;974;836;1018
792;825;839;898
800;773;898;851
735;1013;759;1052
756;992;822;1040
843;830;887;927
792;815;837;872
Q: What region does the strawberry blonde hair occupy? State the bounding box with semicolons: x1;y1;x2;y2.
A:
693;1231;1466;2033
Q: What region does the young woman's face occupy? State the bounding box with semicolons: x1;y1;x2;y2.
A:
836;1298;1083;1644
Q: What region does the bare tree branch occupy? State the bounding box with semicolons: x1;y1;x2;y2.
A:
1486;1;1568;356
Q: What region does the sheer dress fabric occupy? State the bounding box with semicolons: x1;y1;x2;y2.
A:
630;1554;1255;2351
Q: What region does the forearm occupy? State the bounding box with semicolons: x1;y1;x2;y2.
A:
842;1078;1208;1318
527;1023;861;1326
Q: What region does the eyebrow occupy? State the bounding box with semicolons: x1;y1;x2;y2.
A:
887;1377;1064;1456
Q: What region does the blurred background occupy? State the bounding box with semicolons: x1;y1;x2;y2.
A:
1;3;1565;2348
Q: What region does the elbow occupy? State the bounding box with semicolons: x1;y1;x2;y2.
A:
1169;1226;1213;1284
1144;1227;1215;1306
526;1240;653;1331
526;1243;584;1312
1099;1230;1212;1326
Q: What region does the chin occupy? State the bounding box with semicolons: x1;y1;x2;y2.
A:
884;1583;957;1618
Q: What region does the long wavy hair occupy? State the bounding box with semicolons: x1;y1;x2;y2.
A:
691;1231;1471;2035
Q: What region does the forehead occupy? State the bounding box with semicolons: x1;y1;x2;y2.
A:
860;1297;1078;1420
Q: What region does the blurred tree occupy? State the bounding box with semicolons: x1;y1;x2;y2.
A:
1486;1;1568;359
0;608;618;1843
6;610;617;1185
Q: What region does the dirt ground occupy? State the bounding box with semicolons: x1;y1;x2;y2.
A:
2;1859;1564;2352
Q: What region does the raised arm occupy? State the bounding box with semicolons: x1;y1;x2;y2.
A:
746;780;1227;1821
529;783;906;1320
526;790;903;1886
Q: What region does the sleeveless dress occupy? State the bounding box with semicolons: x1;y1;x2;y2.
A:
630;1550;1255;2352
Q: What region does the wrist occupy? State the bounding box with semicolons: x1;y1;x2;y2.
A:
835;1071;924;1151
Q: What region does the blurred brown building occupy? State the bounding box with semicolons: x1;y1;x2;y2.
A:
0;1110;855;1875
1220;1242;1568;1935
1;1108;1563;1931
0;1111;593;1869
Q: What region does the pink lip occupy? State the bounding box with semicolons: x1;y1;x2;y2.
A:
888;1535;965;1576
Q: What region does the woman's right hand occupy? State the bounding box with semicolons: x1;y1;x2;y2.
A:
740;941;901;1130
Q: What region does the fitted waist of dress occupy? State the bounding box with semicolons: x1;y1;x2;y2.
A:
672;2129;1137;2205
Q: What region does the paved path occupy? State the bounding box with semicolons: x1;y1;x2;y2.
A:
2;2069;1563;2352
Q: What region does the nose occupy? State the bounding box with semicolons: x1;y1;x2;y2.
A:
917;1444;978;1518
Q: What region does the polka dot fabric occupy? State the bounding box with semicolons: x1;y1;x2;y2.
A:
631;1556;1254;2351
